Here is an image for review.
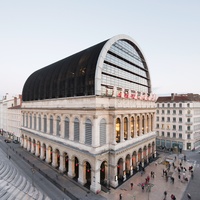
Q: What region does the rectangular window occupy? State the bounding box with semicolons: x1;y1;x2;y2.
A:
167;132;170;137
173;133;176;138
162;131;164;136
173;110;176;114
162;110;165;114
179;125;182;131
167;117;170;122
173;125;176;130
179;118;182;123
179;133;182;138
173;117;176;122
179;110;182;115
187;134;190;139
156;117;159;121
156;124;159;128
162;117;164;122
167;110;170;114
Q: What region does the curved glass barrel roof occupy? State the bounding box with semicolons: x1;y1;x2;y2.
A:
22;34;151;101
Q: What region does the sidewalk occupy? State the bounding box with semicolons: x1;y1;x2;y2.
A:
7;145;106;200
100;153;191;200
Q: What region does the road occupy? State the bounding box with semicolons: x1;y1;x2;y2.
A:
182;148;200;200
0;135;71;200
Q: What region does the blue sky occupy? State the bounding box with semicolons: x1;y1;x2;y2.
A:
0;1;200;99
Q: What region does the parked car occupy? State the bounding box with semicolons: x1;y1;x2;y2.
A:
13;140;19;144
4;139;11;143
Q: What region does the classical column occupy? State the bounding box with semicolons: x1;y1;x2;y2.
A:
92;115;99;147
78;163;87;185
123;161;126;181
128;115;131;140
45;148;50;163
47;115;50;134
90;168;101;194
144;114;147;134
141;150;144;167
60;115;64;138
40;146;45;160
31;142;35;154
68;158;75;178
129;157;133;175
59;155;66;172
52;151;58;168
69;115;74;141
139;114;142;136
27;140;30;151
112;115;117;144
35;142;39;157
110;165;118;188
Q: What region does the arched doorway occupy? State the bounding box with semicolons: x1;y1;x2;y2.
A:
132;151;137;173
125;154;131;178
85;161;91;189
100;161;107;186
37;141;41;157
143;146;147;167
42;143;46;161
32;139;36;154
55;149;60;169
74;157;79;181
138;148;142;169
48;146;53;164
116;118;121;143
64;152;69;174
117;158;123;184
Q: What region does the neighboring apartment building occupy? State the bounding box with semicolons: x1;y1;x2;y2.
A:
0;94;22;140
156;93;200;151
20;34;157;193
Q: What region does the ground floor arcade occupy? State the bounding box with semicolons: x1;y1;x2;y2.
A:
21;131;156;193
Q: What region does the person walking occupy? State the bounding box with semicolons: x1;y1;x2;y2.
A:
119;193;122;200
164;191;167;200
130;183;133;190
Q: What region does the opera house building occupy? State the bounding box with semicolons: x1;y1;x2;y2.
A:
21;34;157;193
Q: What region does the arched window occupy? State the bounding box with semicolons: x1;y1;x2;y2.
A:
30;114;32;129
56;116;61;136
100;119;106;145
137;116;140;136
130;116;134;138
22;114;25;127
116;118;121;143
26;113;28;127
142;115;145;134
74;118;80;142
38;114;41;131
85;119;92;145
50;115;53;134
64;117;69;139
43;115;47;133
124;117;128;140
34;114;36;130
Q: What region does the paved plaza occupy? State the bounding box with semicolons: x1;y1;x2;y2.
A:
100;153;192;200
0;142;193;200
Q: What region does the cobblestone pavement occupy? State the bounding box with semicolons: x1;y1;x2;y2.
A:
100;153;191;200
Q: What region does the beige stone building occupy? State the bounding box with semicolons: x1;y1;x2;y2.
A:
20;34;157;193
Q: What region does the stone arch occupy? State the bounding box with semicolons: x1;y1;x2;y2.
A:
117;158;123;182
100;160;108;186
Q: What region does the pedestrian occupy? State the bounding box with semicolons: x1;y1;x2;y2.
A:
163;169;165;176
130;182;133;190
141;183;144;192
152;172;155;178
119;193;122;200
164;191;167;199
178;174;180;180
